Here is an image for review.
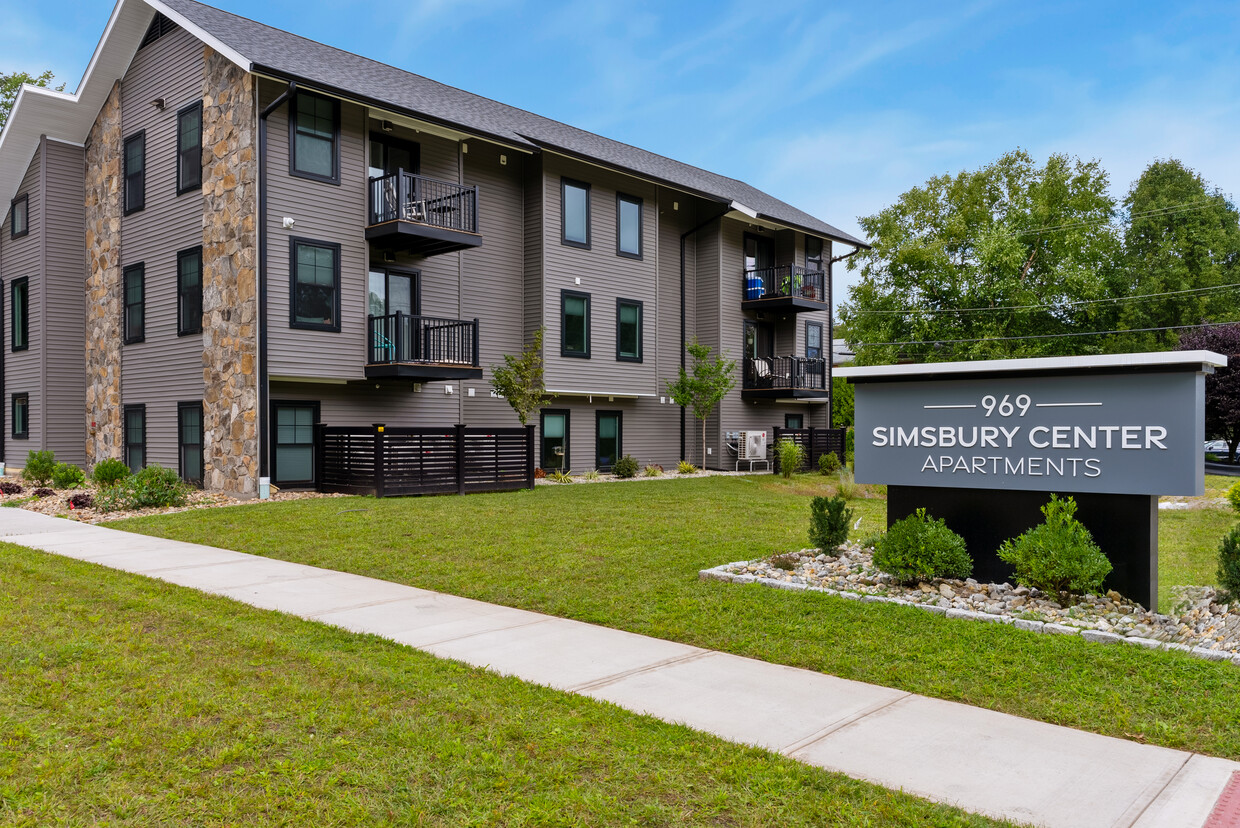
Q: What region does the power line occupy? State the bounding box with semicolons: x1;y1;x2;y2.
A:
992;197;1219;239
853;319;1240;349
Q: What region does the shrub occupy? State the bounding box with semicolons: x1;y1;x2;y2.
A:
845;428;855;469
534;467;547;480
769;552;799;571
612;455;639;479
997;495;1112;597
859;530;885;550
809;495;854;550
818;452;841;475
21;450;56;485
582;468;601;480
643;464;663;477
548;469;573;484
0;481;23;495
51;462;86;489
1207;453;1220;462
873;508;972;583
677;460;698;475
774;438;806;479
32;487;55;498
835;474;860;501
1227;481;1240;514
96;465;190;512
91;458;131;488
66;492;95;510
1216;524;1240;603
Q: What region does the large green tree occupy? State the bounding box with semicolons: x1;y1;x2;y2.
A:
1108;160;1240;351
839;150;1121;364
0;71;63;133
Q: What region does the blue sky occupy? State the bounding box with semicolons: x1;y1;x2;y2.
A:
4;1;1240;313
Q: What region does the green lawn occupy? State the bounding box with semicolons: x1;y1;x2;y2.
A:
115;474;1240;761
0;544;1009;827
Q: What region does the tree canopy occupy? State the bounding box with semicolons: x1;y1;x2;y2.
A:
838;151;1240;364
490;327;552;426
666;339;735;466
0;71;64;133
1178;324;1240;463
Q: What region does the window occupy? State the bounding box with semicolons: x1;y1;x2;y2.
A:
10;278;28;351
11;394;28;439
616;299;642;362
561;178;590;248
541;410;569;471
561;290;590;357
177;102;203;194
290;239;340;331
617;193;642;258
178;401;204;486
124;405;146;470
10;194;28;238
177;247;203;335
123;263;145;344
806;321;823;360
272;402;318;486
785;413;804;430
124;131;145;214
806;236;824;272
596;411;621;471
291;91;339;183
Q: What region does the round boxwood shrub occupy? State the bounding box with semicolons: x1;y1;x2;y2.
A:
1227;480;1240;514
818;451;841;475
872;508;972;583
51;462;86;489
91;458;131;488
997;495;1112;598
612;454;639;479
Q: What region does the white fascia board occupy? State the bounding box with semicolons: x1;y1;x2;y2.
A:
728;200;758;219
837;350;1229;380
544;389;652;399
145;0;251;70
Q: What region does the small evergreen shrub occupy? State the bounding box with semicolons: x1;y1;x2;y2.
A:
21;450;56;485
997;495;1112;597
51;462;86;489
0;481;23;495
612;455;639;479
775;438;806;479
677;460;698;475
1217;524;1240;603
91;458;131;488
32;487;55;498
642;464;663;477
818;452;841;475
97;465;189;512
66;492;95;510
809;495;854;550
873;508;972;583
1227;481;1240;514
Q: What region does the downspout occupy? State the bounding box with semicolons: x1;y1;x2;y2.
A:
258;80;296;496
827;245;862;429
678;205;726;463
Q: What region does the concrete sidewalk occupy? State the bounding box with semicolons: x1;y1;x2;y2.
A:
3;508;1236;828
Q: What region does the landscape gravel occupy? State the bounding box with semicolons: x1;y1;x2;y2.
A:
702;543;1240;666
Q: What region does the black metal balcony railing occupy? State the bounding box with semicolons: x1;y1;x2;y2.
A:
368;169;478;234
743;265;826;303
743;356;828;391
368;313;480;367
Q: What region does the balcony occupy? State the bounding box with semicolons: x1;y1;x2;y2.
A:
366;170;482;256
366;313;482;382
741;356;829;400
741;265;827;313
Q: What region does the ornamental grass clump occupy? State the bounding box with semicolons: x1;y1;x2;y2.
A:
1217;524;1240;603
872;508;972;583
775;438;806;479
676;460;698;475
809;495;853;550
997;495;1112;598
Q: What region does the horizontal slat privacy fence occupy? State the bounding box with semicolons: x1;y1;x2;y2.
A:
771;427;847;474
316;423;534;496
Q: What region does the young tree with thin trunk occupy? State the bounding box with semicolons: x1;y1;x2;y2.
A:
666;339;735;468
490;327;552;426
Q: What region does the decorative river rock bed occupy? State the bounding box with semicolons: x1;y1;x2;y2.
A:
701;544;1240;666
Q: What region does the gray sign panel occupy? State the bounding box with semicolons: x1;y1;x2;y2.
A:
853;371;1206;496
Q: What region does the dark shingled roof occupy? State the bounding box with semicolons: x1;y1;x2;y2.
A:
159;0;867;247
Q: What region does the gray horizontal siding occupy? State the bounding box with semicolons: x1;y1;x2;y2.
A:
534;397;683;472
3;145;44;455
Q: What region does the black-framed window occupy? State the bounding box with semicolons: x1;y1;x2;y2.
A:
596;411;621;471
272;401;319;486
11;394;28;440
123;263;145;344
616;298;642;362
10;194;28;238
177;247;203;335
176;101;203;194
10;278;28;351
290;91;340;183
785;413;804;430
540;409;569;471
124;131;145;214
561;290;590;357
617;193;642;258
806;236;824;272
561;177;590;248
290;238;341;331
806;321;823;360
124;404;146;471
178;401;204;486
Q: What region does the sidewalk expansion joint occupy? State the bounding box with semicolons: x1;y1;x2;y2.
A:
568;650;713;693
305;594;432;619
780;693;911;757
414;616;554;647
1108;753;1191;828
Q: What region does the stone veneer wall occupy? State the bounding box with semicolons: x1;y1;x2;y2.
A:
201;47;258;496
84;81;124;466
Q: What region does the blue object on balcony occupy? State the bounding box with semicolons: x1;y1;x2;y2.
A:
746;273;763;300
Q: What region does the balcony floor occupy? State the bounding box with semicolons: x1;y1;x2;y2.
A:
365;362;483;382
741;386;830;401
366;220;483;256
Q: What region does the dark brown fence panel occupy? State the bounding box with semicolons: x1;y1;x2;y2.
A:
771;426;847;474
384;428;459;496
462;428;532;492
317;426;379;494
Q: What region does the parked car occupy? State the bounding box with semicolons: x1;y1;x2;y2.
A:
1206;440;1229;453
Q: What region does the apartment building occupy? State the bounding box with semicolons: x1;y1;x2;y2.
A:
0;0;867;496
